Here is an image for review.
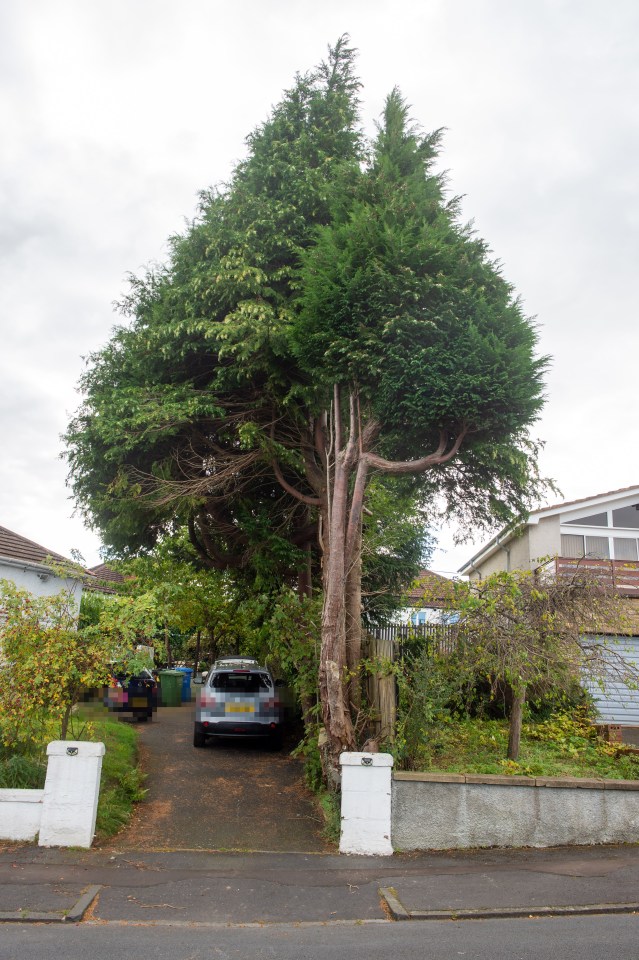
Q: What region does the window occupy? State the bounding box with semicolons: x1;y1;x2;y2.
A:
565;511;608;527
211;672;271;692
411;610;429;625
612;505;639;530
561;533;585;558
560;534;610;559
585;536;610;559
614;538;639;561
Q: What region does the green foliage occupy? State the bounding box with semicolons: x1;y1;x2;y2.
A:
63;39;555;770
391;648;472;770
64;37;551;600
0;575;167;745
95;718;146;839
394;710;639;781
0;711;143;838
0;748;46;789
318;790;341;845
292;87;550;525
297;732;325;793
63;37;363;574
361;478;433;627
259;587;322;706
87;592;163;660
0;579;113;745
452;567;632;703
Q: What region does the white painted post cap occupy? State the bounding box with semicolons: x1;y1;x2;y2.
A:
46;741;106;758
340;752;394;767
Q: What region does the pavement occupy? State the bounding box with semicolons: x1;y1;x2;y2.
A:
2;702;639;925
2;843;639;924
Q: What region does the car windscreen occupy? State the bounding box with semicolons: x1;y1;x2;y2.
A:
210;672;271;693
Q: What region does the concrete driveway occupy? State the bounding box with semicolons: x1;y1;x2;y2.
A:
104;704;329;853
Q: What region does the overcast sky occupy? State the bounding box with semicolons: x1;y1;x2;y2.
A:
1;0;638;575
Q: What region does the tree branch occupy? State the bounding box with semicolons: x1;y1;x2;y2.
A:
363;425;468;474
271;456;322;506
269;422;322;505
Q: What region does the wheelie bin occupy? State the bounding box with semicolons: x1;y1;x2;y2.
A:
158;669;183;707
174;666;193;703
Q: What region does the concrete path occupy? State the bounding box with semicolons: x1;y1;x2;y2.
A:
109;704;328;853
2;845;639;924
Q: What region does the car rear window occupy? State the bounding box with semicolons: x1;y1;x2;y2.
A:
210;671;271;693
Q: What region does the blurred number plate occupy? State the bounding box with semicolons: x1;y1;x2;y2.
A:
131;697;148;707
226;703;252;713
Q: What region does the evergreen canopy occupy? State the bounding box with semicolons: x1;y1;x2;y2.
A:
65;38;549;580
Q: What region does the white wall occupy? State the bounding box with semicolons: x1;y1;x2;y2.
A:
0;741;105;847
0;559;82;615
340;752;394;855
529;515;561;564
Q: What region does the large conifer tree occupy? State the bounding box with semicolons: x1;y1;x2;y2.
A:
65;41;549;776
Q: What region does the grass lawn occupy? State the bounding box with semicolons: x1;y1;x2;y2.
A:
403;712;639;780
0;711;145;841
93;716;146;839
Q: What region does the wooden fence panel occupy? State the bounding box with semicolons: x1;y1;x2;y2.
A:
364;623;458;740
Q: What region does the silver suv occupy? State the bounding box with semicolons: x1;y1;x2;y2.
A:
193;662;285;749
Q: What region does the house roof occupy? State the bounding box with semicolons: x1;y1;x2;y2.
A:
458;484;639;576
86;563;125;594
88;563;125;584
0;524;69;568
532;485;639;518
403;569;455;608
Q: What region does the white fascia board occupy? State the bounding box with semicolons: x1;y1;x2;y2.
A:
559;490;639;523
0;555;86;585
458;529;519;575
0;554;55;577
537;488;639;523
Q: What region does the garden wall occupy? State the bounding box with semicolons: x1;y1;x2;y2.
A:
392;771;639;850
0;789;44;842
339;753;639;854
0;741;105;847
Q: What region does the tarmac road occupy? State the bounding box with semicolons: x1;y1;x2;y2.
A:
3;914;639;960
105;703;328;853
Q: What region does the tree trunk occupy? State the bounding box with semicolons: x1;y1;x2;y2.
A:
192;629;202;676
345;527;363;713
318;390;357;781
319;508;357;771
165;620;172;666
507;687;526;761
299;391;467;785
60;702;73;741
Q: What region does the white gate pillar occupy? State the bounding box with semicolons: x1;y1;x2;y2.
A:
39;741;105;847
339;752;393;855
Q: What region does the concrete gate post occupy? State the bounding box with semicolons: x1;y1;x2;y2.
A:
339;752;394;855
38;741;106;847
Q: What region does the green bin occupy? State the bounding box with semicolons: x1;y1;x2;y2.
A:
158;669;183;707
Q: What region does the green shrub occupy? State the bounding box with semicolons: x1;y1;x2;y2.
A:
0;750;46;789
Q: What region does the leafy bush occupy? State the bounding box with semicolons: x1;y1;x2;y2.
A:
391;648;469;770
0;749;46;789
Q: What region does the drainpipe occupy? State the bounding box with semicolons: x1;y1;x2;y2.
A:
467;560;481;581
496;535;511;572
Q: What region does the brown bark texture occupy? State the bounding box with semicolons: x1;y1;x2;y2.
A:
272;385;468;782
507;687;526;761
